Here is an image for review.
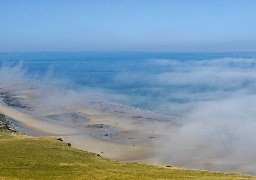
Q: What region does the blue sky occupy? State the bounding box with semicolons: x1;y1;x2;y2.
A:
0;0;256;52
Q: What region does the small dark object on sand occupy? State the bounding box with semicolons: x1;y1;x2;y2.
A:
57;138;63;142
67;143;71;146
148;136;156;139
87;124;104;128
97;154;101;157
132;116;143;119
166;165;172;168
9;128;17;133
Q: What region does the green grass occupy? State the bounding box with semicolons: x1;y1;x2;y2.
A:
0;132;254;179
0;113;255;179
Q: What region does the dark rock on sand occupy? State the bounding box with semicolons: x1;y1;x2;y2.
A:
86;124;118;141
0;114;16;132
148;136;156;139
57;138;63;142
87;124;104;128
132;116;143;119
46;112;88;123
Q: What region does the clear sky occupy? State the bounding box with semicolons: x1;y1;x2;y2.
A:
1;0;256;52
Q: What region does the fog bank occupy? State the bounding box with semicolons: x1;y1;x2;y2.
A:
1;56;256;174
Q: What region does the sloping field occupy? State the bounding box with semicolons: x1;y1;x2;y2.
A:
0;131;254;180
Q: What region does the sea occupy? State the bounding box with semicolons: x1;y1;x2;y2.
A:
1;52;256;116
1;52;256;174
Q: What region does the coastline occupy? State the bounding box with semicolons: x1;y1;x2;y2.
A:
1;125;253;179
0;90;177;166
1;88;256;175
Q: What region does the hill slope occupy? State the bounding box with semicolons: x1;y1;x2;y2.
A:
0;114;254;179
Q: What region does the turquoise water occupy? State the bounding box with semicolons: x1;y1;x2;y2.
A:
1;52;256;116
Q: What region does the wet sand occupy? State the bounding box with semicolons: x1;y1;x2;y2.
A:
2;88;256;175
0;89;180;166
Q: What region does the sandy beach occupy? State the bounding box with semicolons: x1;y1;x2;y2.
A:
0;88;179;166
3;85;255;175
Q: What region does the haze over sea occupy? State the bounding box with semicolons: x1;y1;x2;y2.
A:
1;52;256;174
1;52;256;115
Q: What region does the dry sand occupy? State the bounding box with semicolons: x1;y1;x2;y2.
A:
0;93;177;166
2;88;255;175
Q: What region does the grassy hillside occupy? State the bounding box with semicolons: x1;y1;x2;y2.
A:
0;116;255;179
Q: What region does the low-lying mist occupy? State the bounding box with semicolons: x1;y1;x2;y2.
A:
1;56;256;174
149;57;256;174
